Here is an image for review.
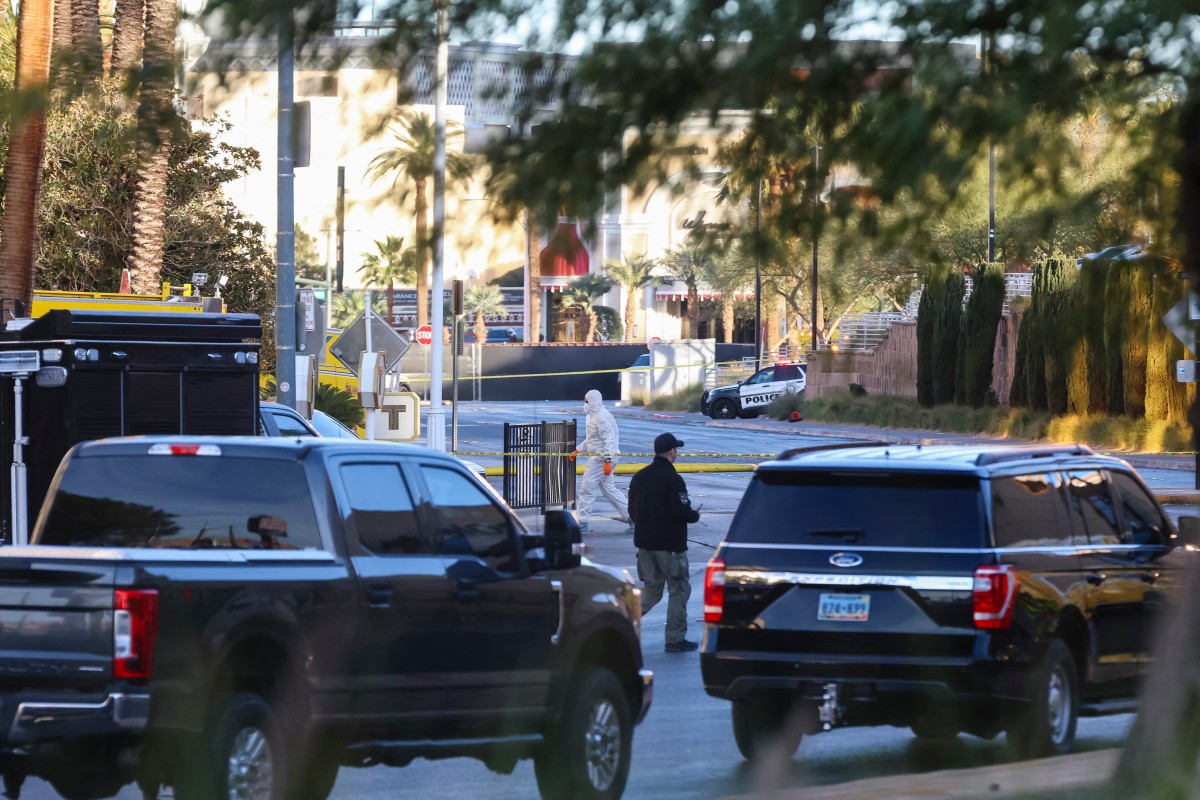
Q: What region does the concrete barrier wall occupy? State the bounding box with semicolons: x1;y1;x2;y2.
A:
807;315;1017;402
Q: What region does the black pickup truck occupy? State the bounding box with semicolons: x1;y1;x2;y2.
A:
0;437;651;800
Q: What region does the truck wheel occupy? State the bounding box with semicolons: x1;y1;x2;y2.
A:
290;744;340;800
534;667;632;800
1006;640;1078;760
397;383;411;393
731;695;804;762
710;399;737;420
177;692;288;800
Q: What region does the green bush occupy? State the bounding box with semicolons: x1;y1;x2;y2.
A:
799;390;1188;453
646;383;704;412
932;269;965;405
958;264;1005;407
764;392;805;420
315;383;365;429
916;277;934;406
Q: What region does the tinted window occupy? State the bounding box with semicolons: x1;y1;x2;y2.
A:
39;455;322;550
729;471;984;547
1110;472;1168;547
1065;470;1121;545
775;365;804;381
746;368;774;385
342;463;421;554
311;412;360;439
420;466;517;570
990;473;1075;548
269;410;317;437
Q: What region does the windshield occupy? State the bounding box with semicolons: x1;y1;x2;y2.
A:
311;411;360;439
729;470;985;547
37;455;323;550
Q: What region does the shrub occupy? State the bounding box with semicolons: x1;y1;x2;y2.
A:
958;264;1005;407
315;383;365;429
849;383;868;397
646;383;704;412
916;279;935;407
765;392;805;420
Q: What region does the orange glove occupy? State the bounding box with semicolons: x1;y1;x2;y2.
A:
569;450;579;462
603;458;613;476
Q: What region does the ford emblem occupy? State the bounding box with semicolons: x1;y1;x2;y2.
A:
829;552;864;568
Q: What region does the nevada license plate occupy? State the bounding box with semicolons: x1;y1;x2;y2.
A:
817;593;870;622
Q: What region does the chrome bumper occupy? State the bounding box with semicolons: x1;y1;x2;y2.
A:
635;669;654;724
6;692;151;744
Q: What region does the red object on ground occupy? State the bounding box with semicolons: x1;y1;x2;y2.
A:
789;411;802;422
414;324;434;346
119;269;131;294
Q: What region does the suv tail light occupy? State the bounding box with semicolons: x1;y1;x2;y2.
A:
704;558;726;622
973;565;1018;629
114;589;160;679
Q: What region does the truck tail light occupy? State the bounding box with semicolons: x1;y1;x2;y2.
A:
704;558;726;622
973;565;1018;629
114;589;159;679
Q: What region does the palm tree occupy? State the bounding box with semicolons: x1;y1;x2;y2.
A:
661;244;713;338
359;236;418;323
562;274;613;342
0;0;54;312
126;0;177;293
699;246;753;343
463;284;505;344
606;256;657;342
527;209;542;342
110;0;144;73
330;291;386;330
366;110;475;329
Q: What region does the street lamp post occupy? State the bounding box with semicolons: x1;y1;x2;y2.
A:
426;1;449;452
810;145;820;351
754;180;762;370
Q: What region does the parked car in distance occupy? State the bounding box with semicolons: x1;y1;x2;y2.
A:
309;409;361;439
702;443;1190;763
465;327;522;343
0;437;652;800
701;362;805;419
258;399;320;436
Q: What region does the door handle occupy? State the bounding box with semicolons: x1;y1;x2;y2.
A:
367;585;394;607
1086;573;1107;586
455;584;481;603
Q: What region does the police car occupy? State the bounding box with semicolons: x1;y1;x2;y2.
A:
701;362;806;419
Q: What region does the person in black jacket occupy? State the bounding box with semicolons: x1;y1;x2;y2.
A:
629;432;701;652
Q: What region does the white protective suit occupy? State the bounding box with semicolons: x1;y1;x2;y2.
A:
577;389;630;524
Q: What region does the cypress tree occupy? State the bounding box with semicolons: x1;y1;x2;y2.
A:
1123;261;1150;417
1023;261;1048;411
1145;258;1177;421
916;278;935;407
1066;279;1090;415
932;269;966;405
1084;258;1109;414
960;264;1005;407
1009;304;1030;407
1101;261;1127;416
1041;258;1074;415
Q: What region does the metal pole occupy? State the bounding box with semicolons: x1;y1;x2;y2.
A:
451;316;460;451
336;166;345;293
810;145;820;351
425;1;449;452
10;376;27;546
754;180;762;370
985;31;996;264
364;290;375;440
275;10;297;409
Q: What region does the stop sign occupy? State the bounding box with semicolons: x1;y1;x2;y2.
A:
414;325;434;346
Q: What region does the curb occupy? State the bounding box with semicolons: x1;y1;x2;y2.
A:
729;748;1117;800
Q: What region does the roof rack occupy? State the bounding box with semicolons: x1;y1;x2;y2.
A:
974;444;1094;466
776;441;891;461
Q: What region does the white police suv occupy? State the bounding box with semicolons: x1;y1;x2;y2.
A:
701;362;806;419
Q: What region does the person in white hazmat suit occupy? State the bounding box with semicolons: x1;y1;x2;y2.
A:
575;389;632;534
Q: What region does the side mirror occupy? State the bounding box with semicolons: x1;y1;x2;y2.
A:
1178;516;1200;548
544;509;583;569
736;380;744;386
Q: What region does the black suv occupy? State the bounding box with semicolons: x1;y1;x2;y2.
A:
701;443;1190;762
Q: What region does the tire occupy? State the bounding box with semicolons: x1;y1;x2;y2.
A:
710;399;737;420
534;667;632;800
397;383;411;393
731;695;805;762
290;754;339;800
176;692;288;800
1006;640;1078;760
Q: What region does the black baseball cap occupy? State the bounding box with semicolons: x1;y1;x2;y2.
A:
654;433;685;454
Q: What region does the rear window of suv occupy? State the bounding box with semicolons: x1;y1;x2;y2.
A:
37;455;322;550
730;470;985;547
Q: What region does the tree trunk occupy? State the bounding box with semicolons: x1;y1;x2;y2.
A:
764;297;779;355
686;287;699;338
624;284;637;342
474;309;487;346
526;209;541;342
722;298;734;343
50;0;72;87
0;0;54;313
71;0;102;80
110;0;143;73
587;307;598;342
415;178;429;328
126;0;175;293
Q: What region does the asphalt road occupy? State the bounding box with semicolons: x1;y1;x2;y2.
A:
18;402;1187;799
